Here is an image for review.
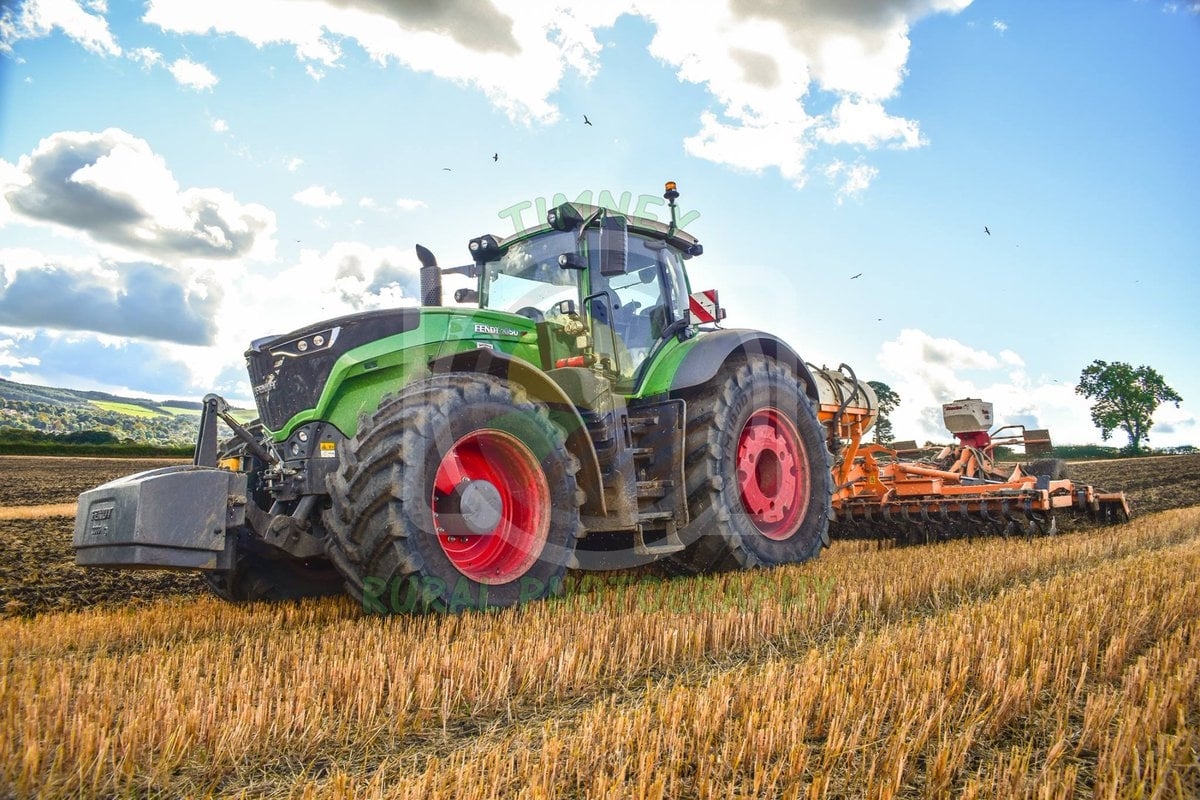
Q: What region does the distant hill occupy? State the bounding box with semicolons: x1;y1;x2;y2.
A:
0;377;176;411
0;377;254;448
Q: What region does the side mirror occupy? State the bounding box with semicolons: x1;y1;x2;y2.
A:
599;215;628;277
453;288;479;304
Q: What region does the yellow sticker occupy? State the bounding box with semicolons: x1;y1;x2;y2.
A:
320;441;337;458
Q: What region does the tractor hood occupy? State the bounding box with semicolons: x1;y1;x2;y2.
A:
245;307;420;432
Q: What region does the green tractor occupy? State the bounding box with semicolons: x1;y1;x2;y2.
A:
75;182;834;613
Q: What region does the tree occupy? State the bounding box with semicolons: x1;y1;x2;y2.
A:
867;380;901;444
1075;360;1182;455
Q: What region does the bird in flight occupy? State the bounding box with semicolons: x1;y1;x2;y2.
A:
583;114;592;126
493;153;498;162
850;272;863;280
984;226;991;235
441;167;452;171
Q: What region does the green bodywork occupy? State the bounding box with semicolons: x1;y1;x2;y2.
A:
264;206;714;444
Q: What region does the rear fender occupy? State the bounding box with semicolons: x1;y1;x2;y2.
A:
667;329;820;401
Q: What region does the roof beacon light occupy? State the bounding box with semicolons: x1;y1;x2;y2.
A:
664;180;680;233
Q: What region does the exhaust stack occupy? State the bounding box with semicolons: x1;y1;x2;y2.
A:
416;244;442;307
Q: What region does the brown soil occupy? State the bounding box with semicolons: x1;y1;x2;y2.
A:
1;453;1197;617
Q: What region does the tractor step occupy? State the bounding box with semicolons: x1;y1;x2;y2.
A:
633;520;685;555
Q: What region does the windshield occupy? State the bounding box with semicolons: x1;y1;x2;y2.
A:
481;230;581;317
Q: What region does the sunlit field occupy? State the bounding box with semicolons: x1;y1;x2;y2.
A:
1;456;1198;798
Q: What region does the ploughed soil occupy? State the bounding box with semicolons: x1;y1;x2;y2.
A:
1;453;1198;617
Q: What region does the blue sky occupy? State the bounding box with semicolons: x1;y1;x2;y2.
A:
0;0;1196;447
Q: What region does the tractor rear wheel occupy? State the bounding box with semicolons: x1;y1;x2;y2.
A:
203;422;344;602
666;356;832;574
323;374;581;614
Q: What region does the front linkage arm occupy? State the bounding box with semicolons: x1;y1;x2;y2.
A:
195;393;274;467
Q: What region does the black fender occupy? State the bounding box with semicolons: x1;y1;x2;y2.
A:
428;349;606;517
669;329;820;401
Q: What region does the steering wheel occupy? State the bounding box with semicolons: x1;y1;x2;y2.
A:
515;306;544;323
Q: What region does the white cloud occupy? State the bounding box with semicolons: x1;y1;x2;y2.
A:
210;117;229;133
127;46;163;68
818;98;924;150
873;329;1112;446
136;0;972;195
1;128;276;263
825;159;879;204
0;0;121;56
0;248;222;345
142;0;621;124
285;157;305;173
992;19;1008;34
293;185;343;208
168;57;218;90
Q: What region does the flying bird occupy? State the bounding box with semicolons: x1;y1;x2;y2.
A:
583;115;592;126
442;167;452;171
850;272;862;280
984;226;991;235
493;153;498;162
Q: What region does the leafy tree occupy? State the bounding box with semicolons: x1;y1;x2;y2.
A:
867;380;901;444
1075;360;1182;455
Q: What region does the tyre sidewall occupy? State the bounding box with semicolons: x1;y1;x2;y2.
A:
348;377;580;614
711;362;830;566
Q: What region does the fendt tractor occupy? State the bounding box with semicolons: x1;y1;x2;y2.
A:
74;183;1130;613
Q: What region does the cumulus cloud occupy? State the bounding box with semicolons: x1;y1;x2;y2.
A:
825;159;879;204
321;242;421;309
167;56;218;90
141;0;617;124
0;128;276;263
0;328;199;398
128;46;163;68
0;0;121;56
874;329;1107;446
138;0;970;192
293;185;343;208
0;252;222;345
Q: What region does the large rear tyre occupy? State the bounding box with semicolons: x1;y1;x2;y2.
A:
665;357;832;574
203;421;344;603
324;374;581;614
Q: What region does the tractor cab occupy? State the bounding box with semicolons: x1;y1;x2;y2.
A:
463;184;704;390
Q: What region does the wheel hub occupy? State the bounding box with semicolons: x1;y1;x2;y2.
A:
431;429;550;584
736;407;808;540
437;479;503;535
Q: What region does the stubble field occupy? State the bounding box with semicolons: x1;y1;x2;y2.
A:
1;454;1198;797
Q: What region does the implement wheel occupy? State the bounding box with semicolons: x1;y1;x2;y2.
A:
324;374;581;614
666;356;832;574
204;422;343;602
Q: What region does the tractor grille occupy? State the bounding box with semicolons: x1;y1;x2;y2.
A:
245;308;420;432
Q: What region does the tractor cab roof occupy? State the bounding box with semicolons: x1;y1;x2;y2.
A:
474;202;702;261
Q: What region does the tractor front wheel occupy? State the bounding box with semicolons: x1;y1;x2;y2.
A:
323;374;581;614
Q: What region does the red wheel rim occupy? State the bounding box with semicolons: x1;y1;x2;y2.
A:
736;408;809;540
431;430;550;584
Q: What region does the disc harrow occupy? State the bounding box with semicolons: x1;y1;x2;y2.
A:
807;367;1131;544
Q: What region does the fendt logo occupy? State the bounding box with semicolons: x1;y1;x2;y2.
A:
474;323;522;337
